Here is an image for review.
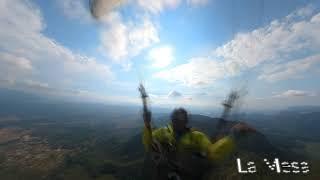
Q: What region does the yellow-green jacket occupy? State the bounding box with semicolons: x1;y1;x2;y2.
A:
142;124;235;163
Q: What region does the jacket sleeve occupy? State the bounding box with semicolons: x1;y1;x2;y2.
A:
193;131;235;163
142;126;153;152
207;136;235;163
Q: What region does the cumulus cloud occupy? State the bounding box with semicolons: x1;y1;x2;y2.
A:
214;5;320;80
167;90;182;98
0;0;113;91
154;5;320;87
259;54;320;82
274;90;316;98
153;57;229;86
287;4;315;19
0;52;33;83
148;45;174;68
57;0;92;22
137;0;181;14
24;80;49;89
0;53;33;71
100;14;159;67
148;91;216;108
57;0;207;70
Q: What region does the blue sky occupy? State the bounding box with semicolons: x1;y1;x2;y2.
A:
0;0;320;111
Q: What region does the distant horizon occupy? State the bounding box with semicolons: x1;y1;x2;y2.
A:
1;86;320;117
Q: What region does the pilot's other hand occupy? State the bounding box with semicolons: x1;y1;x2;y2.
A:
231;122;256;136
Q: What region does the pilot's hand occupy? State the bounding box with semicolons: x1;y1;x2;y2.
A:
231;122;256;136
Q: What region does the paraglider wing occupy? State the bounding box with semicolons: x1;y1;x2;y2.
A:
89;0;124;19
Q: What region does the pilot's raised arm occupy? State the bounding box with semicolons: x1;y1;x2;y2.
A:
138;84;154;151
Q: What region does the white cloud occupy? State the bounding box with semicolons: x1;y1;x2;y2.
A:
146;90;216;108
153;57;228;86
274;90;316;98
213;5;320;81
148;92;215;108
0;52;33;71
214;6;320;68
137;0;181;14
287;4;315;19
128;18;160;55
24;80;49;89
258;54;320;82
100;13;128;61
155;5;320;87
0;52;33;83
0;0;44;34
187;0;209;6
0;0;113;91
100;14;159;67
148;45;174;68
168;90;182;98
57;0;92;22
